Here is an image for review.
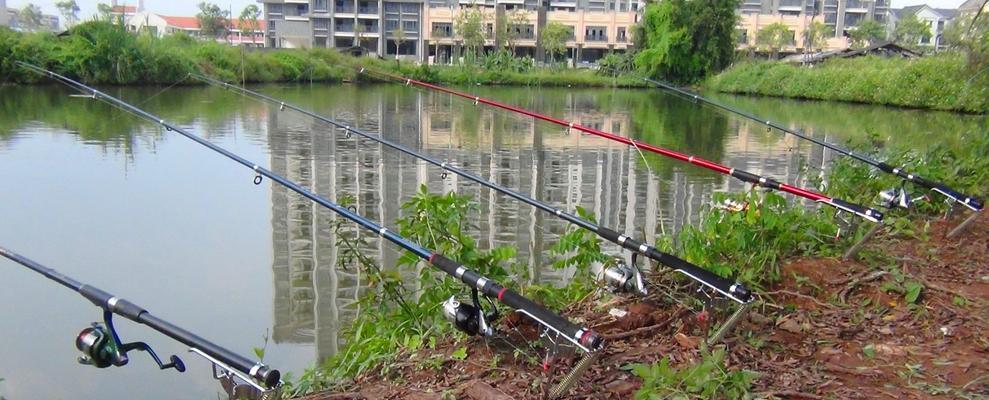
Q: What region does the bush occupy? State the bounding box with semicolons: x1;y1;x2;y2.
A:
707;54;989;113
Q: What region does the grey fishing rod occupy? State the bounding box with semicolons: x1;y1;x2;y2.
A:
194;75;754;309
0;245;281;398
643;78;984;221
19;62;602;365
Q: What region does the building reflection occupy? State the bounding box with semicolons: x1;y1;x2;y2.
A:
266;88;836;363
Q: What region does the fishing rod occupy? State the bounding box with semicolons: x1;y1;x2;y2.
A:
0;245;281;400
19;62;603;398
358;68;885;255
642;78;983;237
193;74;754;344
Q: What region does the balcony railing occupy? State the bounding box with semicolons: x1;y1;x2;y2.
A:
336;6;356;13
358;6;378;13
845;0;867;9
586;35;607;42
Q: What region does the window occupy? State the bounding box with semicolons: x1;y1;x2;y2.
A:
736;28;748;44
315;0;327;11
432;22;452;37
585;26;606;41
402;20;418;32
617;26;626;42
402;3;418;12
565;25;575;40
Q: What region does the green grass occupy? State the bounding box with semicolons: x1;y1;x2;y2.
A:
0;22;644;88
706;54;989;113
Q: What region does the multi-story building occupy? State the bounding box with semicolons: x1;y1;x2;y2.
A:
126;11;267;46
6;7;59;31
0;0;8;27
737;0;891;53
889;5;957;50
260;0;640;64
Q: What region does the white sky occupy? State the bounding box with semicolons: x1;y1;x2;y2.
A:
5;0;972;27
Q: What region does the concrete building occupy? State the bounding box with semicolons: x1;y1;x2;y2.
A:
260;0;640;64
125;12;266;46
890;5;957;50
6;7;59;31
737;0;892;52
0;0;8;27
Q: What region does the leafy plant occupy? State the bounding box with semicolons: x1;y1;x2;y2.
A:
628;349;758;399
635;0;739;83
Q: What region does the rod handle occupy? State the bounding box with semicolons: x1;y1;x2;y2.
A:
829;198;884;223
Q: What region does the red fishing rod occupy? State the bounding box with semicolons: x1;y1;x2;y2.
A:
359;68;884;228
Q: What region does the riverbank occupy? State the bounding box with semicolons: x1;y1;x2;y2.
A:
705;54;989;113
283;132;989;398
0;22;641;88
300;213;989;400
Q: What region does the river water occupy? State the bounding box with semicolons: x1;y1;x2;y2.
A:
0;82;983;399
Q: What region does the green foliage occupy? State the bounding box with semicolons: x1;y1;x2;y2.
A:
597;51;637;77
197;2;230;39
455;5;487;64
628;349;758;399
541;21;570;66
706;54;989;113
804;21;831;52
56;0;80;29
662;191;840;288
482;49;533;73
550;206;609;275
756;22;792;59
894;14;933;49
635;0;739;83
848;19;887;48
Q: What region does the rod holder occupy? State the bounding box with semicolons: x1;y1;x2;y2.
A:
707;300;754;345
843;223;883;260
947;211;980;239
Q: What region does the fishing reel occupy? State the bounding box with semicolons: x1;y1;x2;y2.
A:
441;288;499;337
599;255;648;296
76;310;185;372
876;183;927;210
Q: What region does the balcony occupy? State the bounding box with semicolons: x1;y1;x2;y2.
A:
585;35;607;42
845;0;868;11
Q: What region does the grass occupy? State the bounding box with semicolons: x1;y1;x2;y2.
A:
0;22;644;88
706;54;989;113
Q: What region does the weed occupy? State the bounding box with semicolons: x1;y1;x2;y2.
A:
627;348;758;399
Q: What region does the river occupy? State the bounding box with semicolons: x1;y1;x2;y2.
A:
0;82;983;399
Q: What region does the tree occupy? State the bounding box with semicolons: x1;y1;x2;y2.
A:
432;26;445;64
56;0;80;28
634;0;739;83
354;23;365;49
803;20;831;53
894;14;932;49
848;18;886;48
390;27;407;65
197;2;229;39
455;5;486;64
96;3;114;22
19;4;43;32
757;22;791;59
541;21;569;66
238;4;261;44
503;9;528;56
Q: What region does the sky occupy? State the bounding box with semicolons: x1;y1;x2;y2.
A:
4;0;974;26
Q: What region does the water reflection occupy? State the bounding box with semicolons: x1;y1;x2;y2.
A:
260;85;848;361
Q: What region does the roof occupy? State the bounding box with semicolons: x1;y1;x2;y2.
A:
893;4;958;19
160;15;199;29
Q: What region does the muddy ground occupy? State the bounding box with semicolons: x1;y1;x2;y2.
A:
303;213;989;399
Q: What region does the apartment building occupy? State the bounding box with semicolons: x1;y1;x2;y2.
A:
261;0;639;64
6;7;59;31
889;5;957;50
737;0;891;52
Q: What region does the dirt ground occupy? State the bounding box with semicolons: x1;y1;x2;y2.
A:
302;212;989;400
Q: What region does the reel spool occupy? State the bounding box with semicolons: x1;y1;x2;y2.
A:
75;311;185;372
599;255;648;296
441;289;498;337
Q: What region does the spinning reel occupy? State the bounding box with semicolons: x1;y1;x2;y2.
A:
442;288;499;337
876;182;927;210
599;254;648;296
76;310;185;372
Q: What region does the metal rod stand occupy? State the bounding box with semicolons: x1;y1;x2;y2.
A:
843;223;883;260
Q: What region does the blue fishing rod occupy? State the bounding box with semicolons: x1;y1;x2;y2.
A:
0;245;281;399
19;62;603;397
192;74;754;344
643;78;983;237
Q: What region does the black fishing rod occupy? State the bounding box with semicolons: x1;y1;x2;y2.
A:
0;245;281;399
19;62;603;396
193;75;753;309
643;78;983;232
